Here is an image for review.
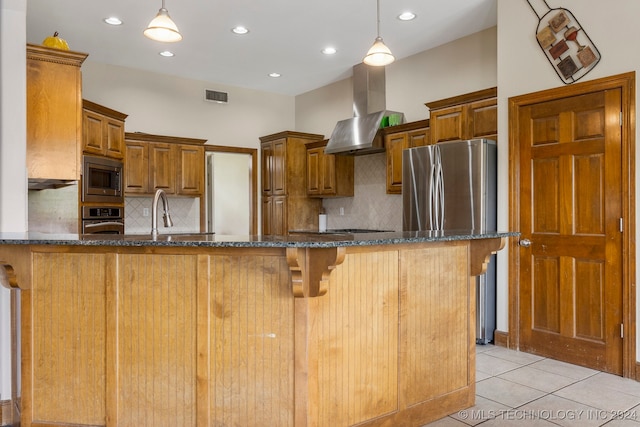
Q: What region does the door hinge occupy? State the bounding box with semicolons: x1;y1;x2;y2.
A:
619;218;624;232
621;323;624;339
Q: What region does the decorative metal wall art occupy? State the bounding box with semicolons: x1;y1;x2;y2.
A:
525;0;601;84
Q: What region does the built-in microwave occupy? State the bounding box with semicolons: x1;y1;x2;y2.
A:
82;155;124;203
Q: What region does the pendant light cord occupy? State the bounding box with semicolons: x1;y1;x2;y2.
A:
376;0;381;37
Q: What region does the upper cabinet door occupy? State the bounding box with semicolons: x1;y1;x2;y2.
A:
271;139;287;196
176;144;204;195
261;141;274;195
104;118;125;159
82;100;127;159
467;98;498;142
82;110;105;156
385;132;408;194
149;143;176;194
430;105;465;145
124;141;149;194
306;146;322;195
426;87;497;145
27;45;87;181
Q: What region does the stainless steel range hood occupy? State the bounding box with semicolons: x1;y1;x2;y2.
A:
325;63;404;155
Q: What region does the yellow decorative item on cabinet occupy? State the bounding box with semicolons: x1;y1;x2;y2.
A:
42;31;70;50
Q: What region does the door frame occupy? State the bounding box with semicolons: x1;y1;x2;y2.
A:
508;72;636;378
204;145;258;235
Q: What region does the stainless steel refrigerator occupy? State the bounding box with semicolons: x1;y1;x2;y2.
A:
402;138;497;344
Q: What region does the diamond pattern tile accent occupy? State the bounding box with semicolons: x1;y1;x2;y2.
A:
125;197;200;234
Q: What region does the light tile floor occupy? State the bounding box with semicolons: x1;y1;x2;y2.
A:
424;344;640;426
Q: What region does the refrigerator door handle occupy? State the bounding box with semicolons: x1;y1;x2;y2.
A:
433;145;445;230
437;161;444;230
428;159;435;230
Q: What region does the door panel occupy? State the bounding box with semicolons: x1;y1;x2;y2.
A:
518;89;623;374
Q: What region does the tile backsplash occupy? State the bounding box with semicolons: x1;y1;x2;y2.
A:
125;196;200;234
323;153;402;232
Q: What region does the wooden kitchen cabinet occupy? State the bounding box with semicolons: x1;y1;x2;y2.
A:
82;100;128;159
384;119;430;194
426;87;497;145
124;133;206;197
149;142;176;194
260;131;324;235
261;138;287;196
262;195;287;236
176;144;205;195
306;139;354;197
123;140;149;194
26;44;88;181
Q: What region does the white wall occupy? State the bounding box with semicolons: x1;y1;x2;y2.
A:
0;0;27;403
496;0;640;356
82;62;295;149
295;27;498;136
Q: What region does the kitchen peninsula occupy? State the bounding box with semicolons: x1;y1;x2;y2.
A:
0;230;513;427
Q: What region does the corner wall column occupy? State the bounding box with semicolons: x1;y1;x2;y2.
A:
0;1;27;425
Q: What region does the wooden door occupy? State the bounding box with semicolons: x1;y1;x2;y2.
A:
517;89;623;374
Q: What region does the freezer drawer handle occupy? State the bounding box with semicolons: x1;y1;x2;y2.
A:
519;238;532;247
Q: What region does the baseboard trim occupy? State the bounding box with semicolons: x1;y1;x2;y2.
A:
635;362;640;381
0;399;10;426
0;398;19;427
493;330;509;348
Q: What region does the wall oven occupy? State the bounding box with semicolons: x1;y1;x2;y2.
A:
82;155;124;203
82;206;124;234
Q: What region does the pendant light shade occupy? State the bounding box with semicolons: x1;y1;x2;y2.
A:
364;36;395;66
144;0;182;43
363;0;394;66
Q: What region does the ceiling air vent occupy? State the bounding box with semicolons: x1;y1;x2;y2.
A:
205;89;228;104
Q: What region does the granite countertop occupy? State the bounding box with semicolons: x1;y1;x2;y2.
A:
0;230;519;249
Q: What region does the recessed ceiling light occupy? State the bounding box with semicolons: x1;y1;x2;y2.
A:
232;26;249;35
159;50;175;57
398;12;416;21
269;72;281;78
322;47;337;55
103;17;123;26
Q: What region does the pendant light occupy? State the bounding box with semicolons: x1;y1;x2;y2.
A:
144;0;182;43
363;0;395;66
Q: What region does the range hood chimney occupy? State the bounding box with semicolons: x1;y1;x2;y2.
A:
324;63;404;155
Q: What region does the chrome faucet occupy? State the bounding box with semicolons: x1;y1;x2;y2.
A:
151;189;174;237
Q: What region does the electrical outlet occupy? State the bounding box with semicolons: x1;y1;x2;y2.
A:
339;207;344;216
143;208;150;217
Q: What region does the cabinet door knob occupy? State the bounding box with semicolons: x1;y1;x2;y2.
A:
519;238;532;248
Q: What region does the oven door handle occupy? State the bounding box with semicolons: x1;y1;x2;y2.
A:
84;221;124;229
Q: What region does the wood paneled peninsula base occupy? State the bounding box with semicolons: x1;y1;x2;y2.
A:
0;231;511;427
